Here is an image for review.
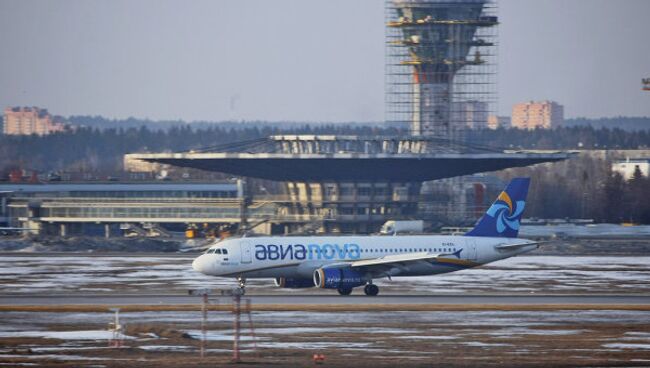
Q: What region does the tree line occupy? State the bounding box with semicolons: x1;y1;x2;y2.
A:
0;124;404;174
469;126;650;150
502;155;650;224
2;123;649;223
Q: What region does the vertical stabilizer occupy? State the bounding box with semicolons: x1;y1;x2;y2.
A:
465;178;530;238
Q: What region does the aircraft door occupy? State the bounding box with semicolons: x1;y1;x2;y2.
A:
240;241;252;264
465;239;478;261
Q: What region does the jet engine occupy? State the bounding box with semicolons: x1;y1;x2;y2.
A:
274;277;315;289
313;267;366;289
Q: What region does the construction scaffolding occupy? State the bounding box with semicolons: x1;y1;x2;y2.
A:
386;0;498;146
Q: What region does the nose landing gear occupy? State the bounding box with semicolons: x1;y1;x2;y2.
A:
364;283;379;296
237;276;247;295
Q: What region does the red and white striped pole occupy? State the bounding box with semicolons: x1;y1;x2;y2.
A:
232;293;241;363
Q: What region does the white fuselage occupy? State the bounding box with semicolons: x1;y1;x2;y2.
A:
191;235;537;280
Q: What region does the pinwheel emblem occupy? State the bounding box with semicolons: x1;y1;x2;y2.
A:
486;191;526;233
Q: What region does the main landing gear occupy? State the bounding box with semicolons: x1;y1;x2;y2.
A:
337;287;353;296
336;283;379;296
364;283;379;296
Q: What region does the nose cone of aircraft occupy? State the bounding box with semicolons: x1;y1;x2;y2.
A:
192;255;213;275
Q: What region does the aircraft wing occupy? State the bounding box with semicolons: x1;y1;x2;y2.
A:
349;252;440;268
323;251;462;279
321;249;474;278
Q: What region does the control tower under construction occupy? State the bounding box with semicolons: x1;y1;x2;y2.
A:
386;0;497;142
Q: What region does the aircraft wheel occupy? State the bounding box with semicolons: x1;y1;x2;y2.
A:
364;284;379;296
337;287;353;296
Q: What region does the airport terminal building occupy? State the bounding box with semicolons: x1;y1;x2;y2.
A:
0;183;249;237
129;135;570;234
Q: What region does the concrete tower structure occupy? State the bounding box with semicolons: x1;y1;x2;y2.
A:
386;0;497;142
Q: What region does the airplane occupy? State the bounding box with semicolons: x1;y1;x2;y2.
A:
192;178;540;296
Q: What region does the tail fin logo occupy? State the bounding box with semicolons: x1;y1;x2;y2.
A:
486;191;526;234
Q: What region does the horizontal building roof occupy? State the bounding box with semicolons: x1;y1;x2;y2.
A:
0;183;238;193
132;152;571;182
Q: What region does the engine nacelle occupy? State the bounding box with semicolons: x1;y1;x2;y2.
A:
313;267;366;289
274;277;315;289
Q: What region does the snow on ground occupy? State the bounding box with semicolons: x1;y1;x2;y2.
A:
1;309;650;364
603;343;650;350
0;330;133;340
519;224;650;238
2;310;650;333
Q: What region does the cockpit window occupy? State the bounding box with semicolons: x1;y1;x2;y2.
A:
215;249;222;254
222;249;228;255
207;249;215;254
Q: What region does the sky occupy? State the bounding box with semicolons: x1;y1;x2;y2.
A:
0;0;648;122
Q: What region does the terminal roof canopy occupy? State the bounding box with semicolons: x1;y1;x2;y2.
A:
132;152;570;182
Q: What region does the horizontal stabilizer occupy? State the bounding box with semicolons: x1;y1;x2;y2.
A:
494;241;543;251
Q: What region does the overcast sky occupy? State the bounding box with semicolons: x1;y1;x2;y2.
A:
0;0;648;122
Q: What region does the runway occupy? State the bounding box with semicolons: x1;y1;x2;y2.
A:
2;293;650;307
